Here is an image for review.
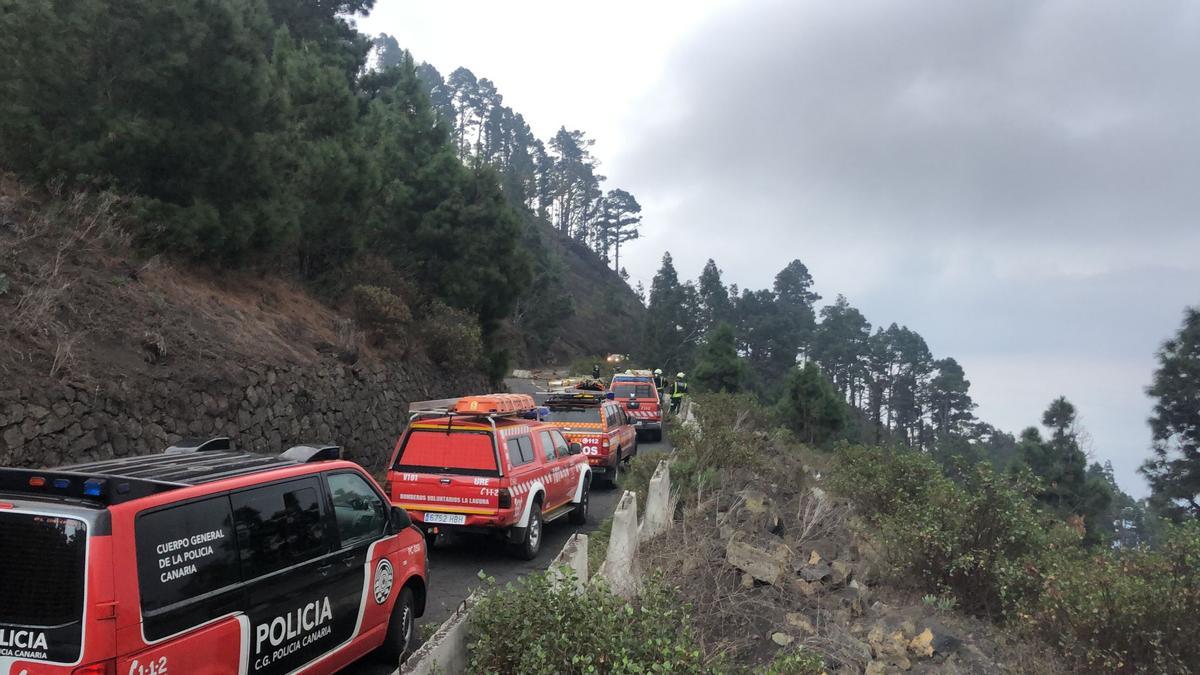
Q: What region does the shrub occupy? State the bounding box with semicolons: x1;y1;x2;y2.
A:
419;300;484;371
351;284;411;345
468;572;715;674
831;445;1052;619
760;650;825;675
1022;521;1200;673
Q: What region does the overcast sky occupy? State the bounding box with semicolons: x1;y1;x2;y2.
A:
359;0;1200;497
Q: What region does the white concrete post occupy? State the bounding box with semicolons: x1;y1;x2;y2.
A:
598;490;642;598
640;460;671;540
548;533;589;594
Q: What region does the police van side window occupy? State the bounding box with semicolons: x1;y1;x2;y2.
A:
231;479;329;579
136;495;240;613
327;472;387;547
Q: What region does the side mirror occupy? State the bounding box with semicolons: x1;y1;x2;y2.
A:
568;442;583;455
390;505;412;533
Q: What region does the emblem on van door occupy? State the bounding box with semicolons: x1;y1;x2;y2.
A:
374;558;394;605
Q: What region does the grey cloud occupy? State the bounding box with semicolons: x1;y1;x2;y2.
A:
614;0;1200;494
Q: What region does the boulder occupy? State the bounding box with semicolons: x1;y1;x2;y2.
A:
726;538;790;586
771;632;794;647
786;612;815;634
908;628;934;658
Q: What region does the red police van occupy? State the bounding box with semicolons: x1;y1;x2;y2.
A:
0;438;426;675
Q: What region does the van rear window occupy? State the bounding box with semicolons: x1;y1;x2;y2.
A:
0;512;86;663
544;408;604;424
396;430;499;477
612;384;655;399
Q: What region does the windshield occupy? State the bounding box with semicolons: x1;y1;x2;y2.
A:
395;429;499;477
612;384;655;399
0;511;87;663
544;408;604;425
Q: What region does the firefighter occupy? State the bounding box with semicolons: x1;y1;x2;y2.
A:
669;372;688;414
592;363;601;380
653;368;665;401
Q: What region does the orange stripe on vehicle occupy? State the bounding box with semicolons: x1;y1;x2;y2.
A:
400;504;495;514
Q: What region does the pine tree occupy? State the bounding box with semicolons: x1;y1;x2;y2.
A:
777;363;849;445
692;323;747;393
1141;306;1200;519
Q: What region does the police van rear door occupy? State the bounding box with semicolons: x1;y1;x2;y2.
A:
0;501;94;669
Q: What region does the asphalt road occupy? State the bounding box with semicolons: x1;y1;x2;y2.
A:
344;377;672;674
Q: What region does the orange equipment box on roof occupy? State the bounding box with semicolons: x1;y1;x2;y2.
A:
453;393;537;415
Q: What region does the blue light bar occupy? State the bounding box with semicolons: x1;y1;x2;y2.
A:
52;478;71;489
83;480;104;498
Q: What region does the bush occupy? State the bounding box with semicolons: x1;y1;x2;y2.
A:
1022;521;1200;673
468;572;715;674
419;300;484;371
351;284;411;345
831;446;1052;619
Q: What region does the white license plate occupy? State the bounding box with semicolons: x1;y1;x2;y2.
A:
423;512;466;525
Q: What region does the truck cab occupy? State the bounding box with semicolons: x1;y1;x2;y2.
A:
609;374;663;442
385;394;592;560
541;392;637;488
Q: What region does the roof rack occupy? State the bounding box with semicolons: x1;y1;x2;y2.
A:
165;436;233;454
280;444;341;463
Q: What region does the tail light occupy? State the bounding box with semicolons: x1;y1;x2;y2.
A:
498;488;512;509
384;479;392;495
73;661;116;675
601;438;610;449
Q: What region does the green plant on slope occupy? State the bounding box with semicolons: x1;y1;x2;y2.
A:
468;571;715;675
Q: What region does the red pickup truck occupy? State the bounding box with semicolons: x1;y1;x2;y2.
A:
385;394;592;560
542;392;637;488
609;375;663;442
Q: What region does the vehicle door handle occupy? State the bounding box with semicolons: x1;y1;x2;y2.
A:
439;478;451;485
317;563;335;577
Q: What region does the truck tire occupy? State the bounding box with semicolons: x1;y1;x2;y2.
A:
604;457;621;489
569;480;590;525
512;500;543;560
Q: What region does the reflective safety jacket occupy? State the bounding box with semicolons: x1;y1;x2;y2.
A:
671;380;689;398
653;374;665;390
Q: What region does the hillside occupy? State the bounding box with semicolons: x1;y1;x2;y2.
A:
516;217;645;365
0;178;488;470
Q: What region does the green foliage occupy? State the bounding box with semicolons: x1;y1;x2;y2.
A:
759;649;825;675
643;252;700;371
1021;521;1200;673
468;572;715;674
1016;397;1113;546
831;445;1052;619
351;285;410;344
776;362;849;446
691;322;747;393
419;300;484;371
0;0;530;372
1141;306;1200;520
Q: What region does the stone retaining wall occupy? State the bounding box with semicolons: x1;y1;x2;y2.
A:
0;360;487;470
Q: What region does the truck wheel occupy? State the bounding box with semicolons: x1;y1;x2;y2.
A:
569;480;589;524
512;501;543;560
605;457;621;489
379;586;416;663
